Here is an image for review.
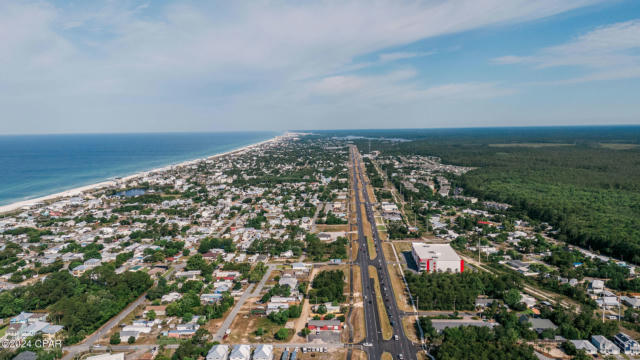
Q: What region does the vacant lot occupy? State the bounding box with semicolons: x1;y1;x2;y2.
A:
388;264;413;312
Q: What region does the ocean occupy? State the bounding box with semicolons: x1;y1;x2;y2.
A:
0;131;278;206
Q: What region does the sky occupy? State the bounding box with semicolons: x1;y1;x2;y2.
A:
1;0;639;134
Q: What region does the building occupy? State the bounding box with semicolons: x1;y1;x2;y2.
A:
86;354;125;360
621;296;640;309
591;335;620;355
229;345;251;360
613;332;640;355
308;319;341;331
520;317;557;334
411;243;463;273
206;344;230;360
253;345;274;360
569;340;597;355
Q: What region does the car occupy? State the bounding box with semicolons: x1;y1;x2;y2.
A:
394;335;399;341
398;355;403;360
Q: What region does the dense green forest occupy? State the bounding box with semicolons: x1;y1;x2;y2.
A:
314;126;640;263
405;271;523;310
0;264;152;344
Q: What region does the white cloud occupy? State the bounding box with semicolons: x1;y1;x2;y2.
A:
378;51;435;62
0;0;606;133
493;19;640;82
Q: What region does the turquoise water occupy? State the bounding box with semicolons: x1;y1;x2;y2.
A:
0;132;278;206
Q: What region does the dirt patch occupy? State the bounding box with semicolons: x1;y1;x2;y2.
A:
381;353;392;360
352;349;367;360
402;316;419;343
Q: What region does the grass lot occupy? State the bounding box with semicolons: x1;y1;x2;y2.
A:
599;143;640;150
369;265;392;340
488;143;575;148
367;236;376;260
0;325;7;338
352;349;368;360
402;317;419;342
388;264;413;312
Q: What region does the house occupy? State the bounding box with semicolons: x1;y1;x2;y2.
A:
253;345;274;360
475;298;498;308
161;292;182;303
175;270;201;280
520;316;557;334
308;319;341;331
207;345;230;360
591;335;620;355
229;345;251;360
507;260;530;273
120;331;141;341
86;354;125;360
279;276;298;290
40;324;64;340
621;296;640;309
613;332;640;355
6;323;24;339
569;340;597;355
14;351;37;360
590;279;605;294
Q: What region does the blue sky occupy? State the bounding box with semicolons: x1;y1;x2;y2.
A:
0;0;639;134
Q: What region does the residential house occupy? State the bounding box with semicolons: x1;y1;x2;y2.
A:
229;345;251;360
569;340;597;355
613;332;640;355
207;345;230;360
591;335;621;355
253;345;273;360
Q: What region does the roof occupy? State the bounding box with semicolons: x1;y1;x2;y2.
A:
308;319;341;327
207;344;230;360
13;351;37;360
521;317;557;331
412;243;460;262
230;345;251;360
254;344;273;360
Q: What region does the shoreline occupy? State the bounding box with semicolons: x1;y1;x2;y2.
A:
0;134;286;215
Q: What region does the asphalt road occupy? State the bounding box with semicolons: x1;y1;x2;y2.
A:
349;146;418;360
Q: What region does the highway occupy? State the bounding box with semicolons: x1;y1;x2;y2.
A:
349;146;418;360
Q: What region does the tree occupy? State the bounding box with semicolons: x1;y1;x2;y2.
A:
128;336;136;344
301;328;311;336
255;328;265;336
275;328;289;340
317;304;327;314
110;332;121;345
147;310;156;321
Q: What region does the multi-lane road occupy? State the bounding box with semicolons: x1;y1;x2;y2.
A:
350;146;418;360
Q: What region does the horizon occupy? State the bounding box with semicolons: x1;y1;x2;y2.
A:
2;124;640;137
1;0;639;134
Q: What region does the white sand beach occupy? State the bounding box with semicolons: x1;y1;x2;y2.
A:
0;134;286;215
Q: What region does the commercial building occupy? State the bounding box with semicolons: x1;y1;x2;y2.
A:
411;243;463;273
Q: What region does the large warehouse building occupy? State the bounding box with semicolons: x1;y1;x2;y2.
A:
412;243;464;273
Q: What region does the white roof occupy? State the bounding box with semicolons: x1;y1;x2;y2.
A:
412;243;460;262
253;344;273;360
230;345;251;360
207;345;230;360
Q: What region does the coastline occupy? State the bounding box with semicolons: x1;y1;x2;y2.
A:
0;134;285;215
